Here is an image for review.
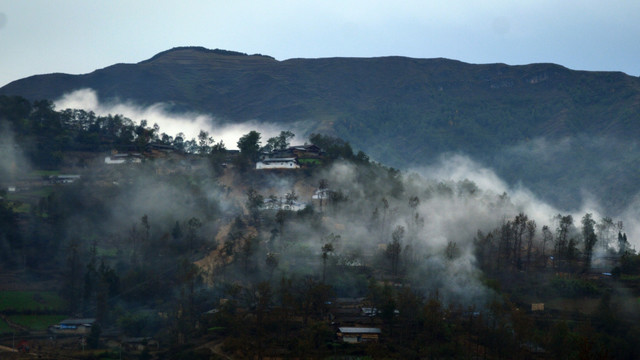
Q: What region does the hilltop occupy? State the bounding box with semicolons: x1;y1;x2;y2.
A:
2;47;640;211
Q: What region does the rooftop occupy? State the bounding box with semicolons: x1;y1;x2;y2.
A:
338;327;381;334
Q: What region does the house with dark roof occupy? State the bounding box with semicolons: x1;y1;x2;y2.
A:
337;327;381;343
256;144;325;170
49;318;96;335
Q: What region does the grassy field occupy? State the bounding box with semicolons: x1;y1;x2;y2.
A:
0;291;65;312
8;314;67;331
0;318;13;334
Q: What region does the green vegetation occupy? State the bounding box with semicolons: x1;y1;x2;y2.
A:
0;291;65;312
1;95;640;358
0;47;640;213
549;277;602;298
0;318;12;333
8;314;66;330
297;158;321;165
2;48;640;212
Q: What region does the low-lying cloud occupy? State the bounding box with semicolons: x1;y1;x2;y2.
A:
412;154;638;248
51;88;640;289
54;88;306;149
0;123;30;182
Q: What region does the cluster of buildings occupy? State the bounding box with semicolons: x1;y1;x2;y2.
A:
103;143;179;165
256;144;324;170
330;298;383;343
103;143;326;171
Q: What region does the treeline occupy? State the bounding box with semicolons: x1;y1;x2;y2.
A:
475;211;629;274
4;93;640;358
0;95;224;169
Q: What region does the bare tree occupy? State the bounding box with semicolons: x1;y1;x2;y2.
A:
321;242;334;283
525;219;536;270
541;225;553;268
582;213;598;269
387;225;405;276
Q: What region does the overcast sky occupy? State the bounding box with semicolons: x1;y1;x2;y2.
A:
1;0;639;87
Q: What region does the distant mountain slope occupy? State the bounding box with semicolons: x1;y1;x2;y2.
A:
3;46;640;211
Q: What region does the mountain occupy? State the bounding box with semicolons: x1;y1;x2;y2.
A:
2;46;640;212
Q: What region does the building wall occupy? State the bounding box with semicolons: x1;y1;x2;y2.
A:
256;161;300;169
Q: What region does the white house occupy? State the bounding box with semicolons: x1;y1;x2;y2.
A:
263;197;307;211
256;157;300;170
105;153;142;165
49;318;96;335
337;327;381;343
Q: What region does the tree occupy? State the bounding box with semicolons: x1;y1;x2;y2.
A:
87;322;102;349
246;188;264;224
175;258;200;344
275;210;287;242
597;217;615;251
197;130;213;154
525;219;536;270
321;243;334;283
498;220;513;269
209;139;228;174
252;281;273;359
264;130;295;152
95;260;119;325
380;197;390;242
582;213;598;269
445;240;459;260
308;133;354;160
83;240;98;313
265;252;278;279
237;130;262;162
320;233;339;283
541;225;553;267
513;213;528;269
241;235;257;276
408;195;420;234
129;215;151;266
171;221;182;241
295;276;333;325
173;132;185;151
387;225;405;276
186;217;202;252
284;189;298;210
555;214;574;263
63;238;83;313
618;231;629;254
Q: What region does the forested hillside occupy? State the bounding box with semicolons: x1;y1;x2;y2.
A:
2;47;640;212
1;96;640;358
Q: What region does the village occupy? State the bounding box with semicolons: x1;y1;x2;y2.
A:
1;121;639;359
1;139;399;358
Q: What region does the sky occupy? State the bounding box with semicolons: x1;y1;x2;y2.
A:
1;0;640;88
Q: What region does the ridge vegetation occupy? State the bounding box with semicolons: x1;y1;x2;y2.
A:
1;97;640;358
1;47;640;212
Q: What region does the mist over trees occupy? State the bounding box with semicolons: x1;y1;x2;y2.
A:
1;95;640;358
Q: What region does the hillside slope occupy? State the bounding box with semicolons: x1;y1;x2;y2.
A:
2;46;640;211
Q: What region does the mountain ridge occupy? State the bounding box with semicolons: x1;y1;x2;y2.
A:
2;47;640;211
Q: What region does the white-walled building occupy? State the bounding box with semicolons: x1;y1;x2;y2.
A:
256;157;300;170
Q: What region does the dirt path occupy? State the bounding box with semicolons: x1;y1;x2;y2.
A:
0;344;18;353
197;339;233;360
0;314;29;333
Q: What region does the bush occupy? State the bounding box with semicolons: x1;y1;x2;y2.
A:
550;277;601;297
